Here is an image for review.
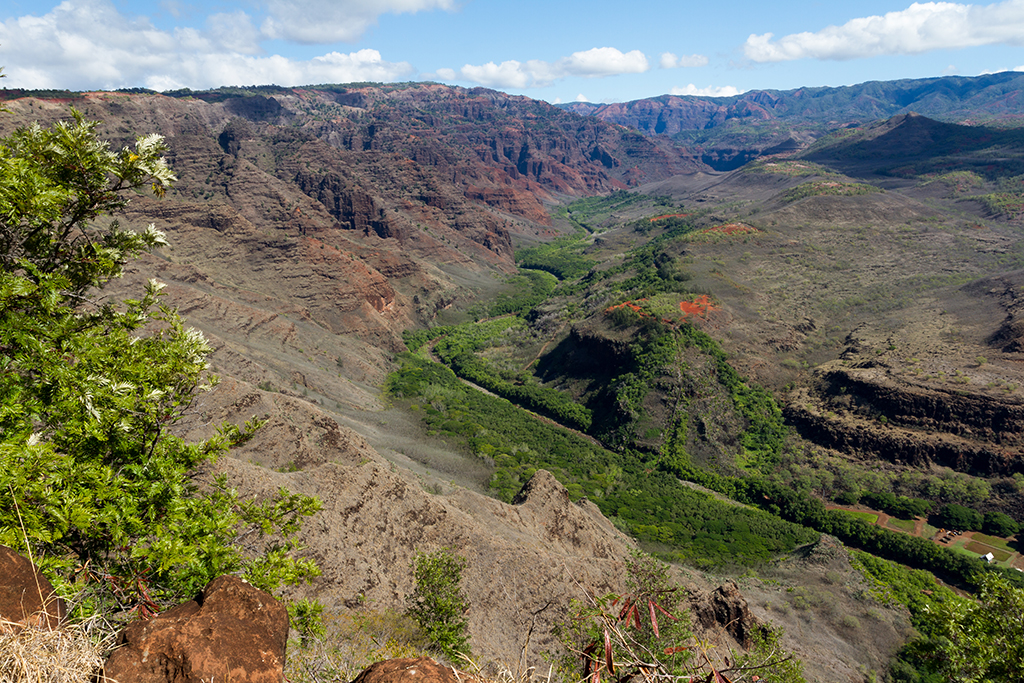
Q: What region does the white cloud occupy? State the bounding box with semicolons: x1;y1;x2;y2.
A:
260;0;455;44
744;0;1024;62
443;47;649;89
659;52;709;68
670;84;742;97
575;93;590;102
0;0;413;90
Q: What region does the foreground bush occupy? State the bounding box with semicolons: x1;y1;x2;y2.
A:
0;110;319;617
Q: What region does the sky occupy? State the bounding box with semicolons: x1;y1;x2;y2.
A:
2;0;1024;104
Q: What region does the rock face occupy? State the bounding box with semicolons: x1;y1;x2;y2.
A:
787;360;1024;476
351;657;482;683
102;575;288;683
688;581;758;648
0;545;67;631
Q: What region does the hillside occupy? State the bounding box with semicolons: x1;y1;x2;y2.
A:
562;71;1024;169
4;85;1024;681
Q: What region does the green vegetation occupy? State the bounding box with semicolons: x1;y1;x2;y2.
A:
406;548;471;660
422;318;593;431
924;170;984;194
286;608;431;683
887;517;917;533
937;504;984;532
516;235;595;280
746;159;840;177
0;111;320;617
780;181;882;202
555;550;805;683
481;269;557;317
388;353;816;568
842;511;881;524
973;191;1024;218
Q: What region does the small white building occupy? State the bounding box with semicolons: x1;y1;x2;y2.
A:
981;552;995;563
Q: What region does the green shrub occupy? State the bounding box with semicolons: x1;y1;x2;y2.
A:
406;548;471;660
0;111;320;615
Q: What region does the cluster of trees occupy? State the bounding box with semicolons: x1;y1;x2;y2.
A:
833;490;1020;538
515;239;595;280
671;463;1022;590
936;504;1020;537
422;318;593;432
482;269;557;317
0;110;319;615
388;353;816;568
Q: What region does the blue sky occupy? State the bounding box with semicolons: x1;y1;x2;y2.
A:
2;0;1024;103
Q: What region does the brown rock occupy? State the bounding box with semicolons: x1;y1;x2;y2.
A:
688;580;758;648
350;657;482;683
0;545;67;631
103;575;288;683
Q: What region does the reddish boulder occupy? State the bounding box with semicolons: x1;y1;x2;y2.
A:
103;575;288;683
351;657;482;683
0;545;67;631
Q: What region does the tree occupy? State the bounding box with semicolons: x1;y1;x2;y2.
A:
981;511;1019;538
405;547;471;660
917;574;1024;682
936;504;983;532
0;109;320;617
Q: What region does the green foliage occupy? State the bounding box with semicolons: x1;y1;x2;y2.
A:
848;550;962;634
516;238;596;281
286;607;432;683
555;551;694;682
860;491;934;519
981;511;1020;537
746;160;840;177
936;504;984;532
388;353;816;568
0;110;175;294
732;624;806;683
676;324;786;470
486;269;557;316
289;598;327;647
780;181;882;202
910;574;1024;682
425;318;593;431
0;111;320;616
406;548;471;660
555;551;804;683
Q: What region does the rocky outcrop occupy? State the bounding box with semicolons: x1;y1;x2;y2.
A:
787;361;1024;475
102;575;288;683
0;546;67;631
351;657;482;683
688;581;759;648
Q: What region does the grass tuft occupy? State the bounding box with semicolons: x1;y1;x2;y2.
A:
0;617;113;683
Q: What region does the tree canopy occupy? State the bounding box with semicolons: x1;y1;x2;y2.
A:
0;109;319;618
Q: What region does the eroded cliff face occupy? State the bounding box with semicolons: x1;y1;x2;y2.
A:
786;360;1024;475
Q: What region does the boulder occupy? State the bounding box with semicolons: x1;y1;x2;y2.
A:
688;580;758;648
0;545;66;631
102;574;288;683
350;657;482;683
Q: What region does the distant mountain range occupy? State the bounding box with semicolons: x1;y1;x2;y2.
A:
559;71;1024;169
561;71;1024;132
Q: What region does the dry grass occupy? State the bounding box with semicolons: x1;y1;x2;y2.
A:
285;609;435;683
0;617;115;683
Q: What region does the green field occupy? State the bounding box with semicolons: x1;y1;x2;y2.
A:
886;517;916;533
841;510;880;524
966;541;1012;562
972;533;1015;552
